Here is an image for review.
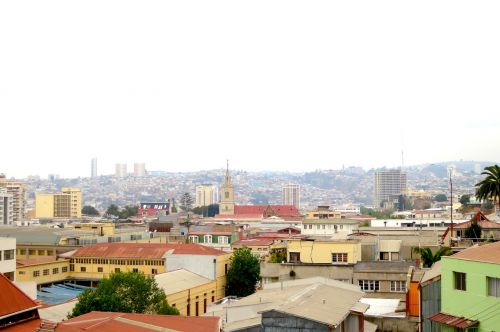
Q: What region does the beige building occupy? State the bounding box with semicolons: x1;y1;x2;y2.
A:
0;188;13;225
373;169;407;209
115;163;127;177
35;188;82;218
282;183;300;209
195;184;218;207
0;175;26;222
133;163;146;177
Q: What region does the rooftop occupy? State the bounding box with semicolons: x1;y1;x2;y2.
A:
447;241;500;265
154;269;213;295
0;273;39;319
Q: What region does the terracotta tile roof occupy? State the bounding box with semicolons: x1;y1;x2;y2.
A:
71;243;226;258
213;213;263;219
1;318;41;332
232;238;275;246
448;241;500;264
0;273;39;318
17;257;63;267
55;311;220;332
429;312;478;328
234;205;300;216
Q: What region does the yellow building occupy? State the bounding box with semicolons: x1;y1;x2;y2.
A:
304;206;342;219
72;222;115;236
35;187;82;218
287;238;361;264
16;258;70;285
155;269;217;316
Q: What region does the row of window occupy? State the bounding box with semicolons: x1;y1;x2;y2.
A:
303;224;345;230
71;258;165;266
30;266;68;277
17;249;54;256
79;267;159;274
358;280;406;292
454;272;500;297
0;250;15;261
189;235;229;244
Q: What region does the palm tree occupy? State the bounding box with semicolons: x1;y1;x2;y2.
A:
413;247;453;268
475;165;500;210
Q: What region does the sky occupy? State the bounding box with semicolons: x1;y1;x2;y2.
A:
1;1;500;179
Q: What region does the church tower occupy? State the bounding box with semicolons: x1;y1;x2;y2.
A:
219;160;235;215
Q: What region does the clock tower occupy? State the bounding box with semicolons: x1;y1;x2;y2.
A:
219;160;235;215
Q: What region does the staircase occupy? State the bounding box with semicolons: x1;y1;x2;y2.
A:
36;319;57;332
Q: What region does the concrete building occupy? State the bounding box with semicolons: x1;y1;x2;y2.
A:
0;188;13;225
0;237;16;281
133;162;146;177
287;238;362;265
115;163;127;177
35;188;82;218
91;157;97;178
282;183;300;209
301;219;359;238
195;184;218;207
373;169;407;209
0;175;26;222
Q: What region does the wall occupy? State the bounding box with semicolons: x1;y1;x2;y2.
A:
35;194;54;218
69;257;166;279
421;279;441;332
0;237;16;280
165;280;217;316
287;239;361;264
365;316;418;332
260;262;354;284
17;260;70;285
261;310;331;331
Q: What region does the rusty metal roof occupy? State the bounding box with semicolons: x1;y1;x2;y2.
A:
429;312;478;328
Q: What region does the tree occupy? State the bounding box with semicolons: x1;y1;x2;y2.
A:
105;204;120;218
476;165;500;209
179;193;193;212
413;247;452;268
226;247;260;297
459;195;471;206
434;194;448;202
464;221;482;242
119;205;139;219
69;271;179;318
82;205;99;216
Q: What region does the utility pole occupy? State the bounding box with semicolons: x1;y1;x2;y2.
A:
449;167;454;247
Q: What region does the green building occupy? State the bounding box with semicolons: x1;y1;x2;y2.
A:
187;231;238;250
429;241;500;331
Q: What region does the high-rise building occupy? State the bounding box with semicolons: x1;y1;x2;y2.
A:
35;187;82;218
0;175;26;222
134;163;146;177
0;189;13;225
91;158;98;178
195;184;218;207
373;169;407;209
282;183;300;209
115;163;127;177
219;162;235;215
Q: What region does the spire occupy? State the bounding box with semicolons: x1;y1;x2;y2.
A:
224;159;232;185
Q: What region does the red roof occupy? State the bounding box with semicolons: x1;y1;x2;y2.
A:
188;231;232;236
17;257;63;266
429;312;478;328
232;238;275;246
55;312;220;332
234;205;300;216
72;243;226;259
0;273;39;318
454;212;500;229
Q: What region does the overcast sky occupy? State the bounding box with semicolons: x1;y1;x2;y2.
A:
1;1;499;179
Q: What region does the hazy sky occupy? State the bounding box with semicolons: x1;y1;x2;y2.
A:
1;1;499;179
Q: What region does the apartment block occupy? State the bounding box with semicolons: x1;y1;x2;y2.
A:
35;188;82;218
373;169;407;209
0;175;26;222
282;183;300;209
0;188;13;225
195;184;218;207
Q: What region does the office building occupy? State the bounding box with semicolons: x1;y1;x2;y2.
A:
282;183;300;209
133;163;146;177
195;184;218;207
0;175;26;222
115;163;127;177
0;188;13;225
373;169;407;209
91;158;98;177
35;187;82;218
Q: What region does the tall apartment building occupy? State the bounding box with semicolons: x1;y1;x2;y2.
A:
373;169;407;209
35;187;82;218
0;175;26;222
91;158;98;177
0;189;13;225
115;163;127;177
134;163;146;177
282;183;300;209
195;184;218;207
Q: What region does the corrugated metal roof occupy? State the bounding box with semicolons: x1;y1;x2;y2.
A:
429;312;478;328
448;241;500;264
154;269;213;295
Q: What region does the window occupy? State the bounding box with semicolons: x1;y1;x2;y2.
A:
204;235;213;244
322;224;326;229
62;266;68;273
18;271;26;275
454;272;466;291
98;267;103;272
332;253;348;263
80;267;86;272
488;277;500;297
390;281;406;292
152;269;158;274
358;280;380;291
316;225;320;229
3;250;14;260
115;268;120;273
43;269;50;276
380;252;390;261
218;236;228;244
289;252;301;263
33;270;40;277
132;268;139;273
70;264;74;272
52;268;59;274
189;236;199;244
225;191;229;198
391;252;400;261
224;264;228;275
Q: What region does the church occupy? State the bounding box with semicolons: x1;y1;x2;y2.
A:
214;162;303;222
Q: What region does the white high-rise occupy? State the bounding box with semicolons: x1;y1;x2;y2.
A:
115;163;127;178
0;188;13;225
282;183;300;209
373;169;407;209
91;158;98;178
134;163;146;177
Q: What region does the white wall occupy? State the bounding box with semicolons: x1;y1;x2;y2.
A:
0;237;16;280
301;223;357;238
165;254;216;280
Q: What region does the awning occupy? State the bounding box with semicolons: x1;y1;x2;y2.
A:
429;312;478;329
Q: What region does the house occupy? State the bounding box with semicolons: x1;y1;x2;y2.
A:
441;211;500;245
231;238;281;258
301;219;359;238
286;238;362;265
429;241;500;331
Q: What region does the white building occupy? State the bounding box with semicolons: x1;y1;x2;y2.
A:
195;184;218;207
301;219;359;238
115;163;127;177
0;189;13;225
134;163;146;177
0;237;16;281
91;158;98;178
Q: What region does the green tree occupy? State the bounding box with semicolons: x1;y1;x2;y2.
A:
105;204;120;218
464;221;482;242
119;205;139;219
269;250;287;263
476;165;500;209
179;193;194;212
434;194;448;202
226;247;260;297
459;195;471;206
413;247;452;268
82;205;100;216
70;271;179;318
